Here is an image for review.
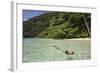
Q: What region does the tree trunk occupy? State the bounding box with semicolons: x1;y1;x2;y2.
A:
83;15;91;37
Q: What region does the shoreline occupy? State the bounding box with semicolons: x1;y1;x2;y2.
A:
65;38;90;40
23;38;90;40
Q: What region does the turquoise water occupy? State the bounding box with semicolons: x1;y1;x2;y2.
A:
23;38;91;63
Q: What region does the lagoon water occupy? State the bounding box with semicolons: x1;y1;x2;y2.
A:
23;38;91;63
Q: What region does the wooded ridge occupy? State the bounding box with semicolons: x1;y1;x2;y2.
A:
23;12;91;39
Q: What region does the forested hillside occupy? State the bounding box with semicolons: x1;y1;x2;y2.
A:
23;12;91;39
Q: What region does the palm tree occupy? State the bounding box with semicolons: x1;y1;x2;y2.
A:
82;14;91;37
67;13;91;37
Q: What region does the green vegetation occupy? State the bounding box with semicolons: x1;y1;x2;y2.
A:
23;12;91;39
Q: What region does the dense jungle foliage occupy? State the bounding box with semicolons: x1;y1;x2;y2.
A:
23;12;91;39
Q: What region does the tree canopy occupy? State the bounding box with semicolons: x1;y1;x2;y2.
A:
23;12;91;39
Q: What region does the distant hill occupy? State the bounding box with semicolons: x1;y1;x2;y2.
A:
23;12;91;39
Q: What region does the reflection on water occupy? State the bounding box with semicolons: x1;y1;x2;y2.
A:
23;38;91;63
67;56;74;60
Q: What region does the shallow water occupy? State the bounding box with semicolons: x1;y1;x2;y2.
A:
23;38;91;63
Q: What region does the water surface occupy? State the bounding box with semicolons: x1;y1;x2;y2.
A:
23;38;91;63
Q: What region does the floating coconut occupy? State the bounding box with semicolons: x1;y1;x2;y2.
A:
65;49;75;55
52;45;75;55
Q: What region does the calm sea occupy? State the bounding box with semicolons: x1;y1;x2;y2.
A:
23;38;91;63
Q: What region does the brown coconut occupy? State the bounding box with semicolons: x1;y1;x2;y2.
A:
65;49;75;55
